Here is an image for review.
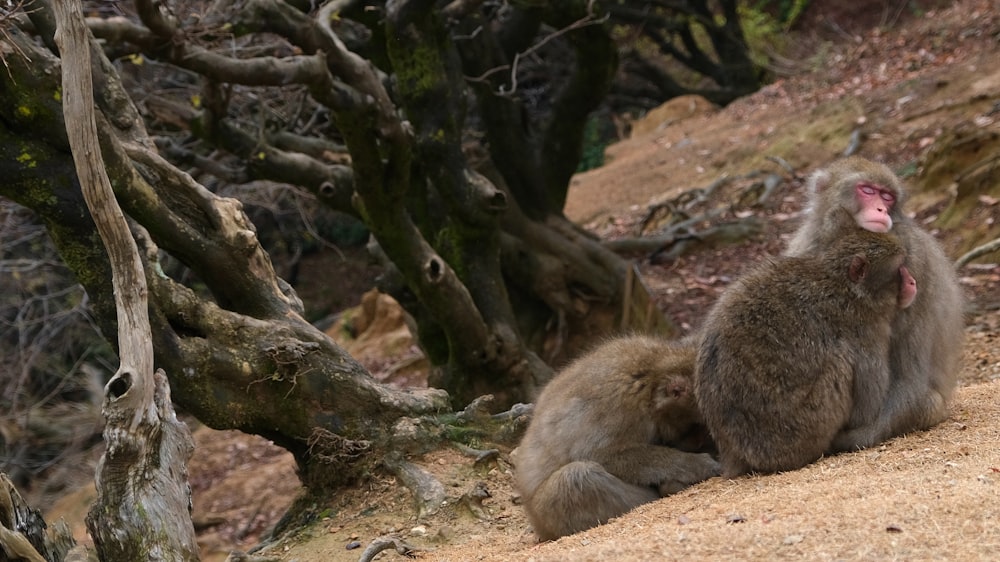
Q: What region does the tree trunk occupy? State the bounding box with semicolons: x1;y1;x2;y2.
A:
607;0;763;109
0;10;450;503
52;0;198;558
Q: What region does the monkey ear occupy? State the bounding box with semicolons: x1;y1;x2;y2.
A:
668;382;687;399
848;255;869;283
661;377;687;399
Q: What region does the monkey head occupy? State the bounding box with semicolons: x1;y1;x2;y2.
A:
809;157;906;234
826;208;916;309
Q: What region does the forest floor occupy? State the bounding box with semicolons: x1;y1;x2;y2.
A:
41;1;1000;561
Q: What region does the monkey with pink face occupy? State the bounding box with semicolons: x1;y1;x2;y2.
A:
785;157;964;452
696;211;917;476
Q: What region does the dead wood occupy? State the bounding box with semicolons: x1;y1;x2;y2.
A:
605;218;765;258
51;0;198;559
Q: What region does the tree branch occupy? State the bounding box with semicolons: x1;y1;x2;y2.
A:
54;0;155;428
956;237;1000;268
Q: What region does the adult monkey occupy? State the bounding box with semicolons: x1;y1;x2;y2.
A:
785;156;965;451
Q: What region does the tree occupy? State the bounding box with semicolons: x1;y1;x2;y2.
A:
0;0;761;515
50;0;199;557
607;0;764;111
0;0;626;508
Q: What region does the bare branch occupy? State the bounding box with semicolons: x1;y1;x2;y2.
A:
52;0;197;559
956;237;1000;268
54;0;155;428
465;7;610;96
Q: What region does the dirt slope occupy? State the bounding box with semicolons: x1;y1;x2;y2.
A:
256;2;1000;561
420;382;1000;562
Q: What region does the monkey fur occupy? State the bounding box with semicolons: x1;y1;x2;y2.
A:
696;221;908;477
515;335;719;540
786;157;964;451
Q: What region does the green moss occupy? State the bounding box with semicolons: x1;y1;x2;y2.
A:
9;88;58;128
14;176;60;208
737;5;790;68
750;0;811;29
16;150;37;168
385;13;457;147
756;98;863;165
433;225;464;277
392;41;442;97
49;228;107;291
576;116;607;172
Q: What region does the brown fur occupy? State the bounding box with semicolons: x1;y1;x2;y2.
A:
515;335;719;541
786;157;964;450
696;223;906;476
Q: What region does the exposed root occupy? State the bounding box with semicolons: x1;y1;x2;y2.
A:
307;427;372;467
383;454;447;518
357;535;425;562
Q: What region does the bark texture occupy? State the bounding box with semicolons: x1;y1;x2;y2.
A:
52;0;198;558
0;474;76;562
0;0;672;510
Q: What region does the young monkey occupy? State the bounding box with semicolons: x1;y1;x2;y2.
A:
514;335;719;541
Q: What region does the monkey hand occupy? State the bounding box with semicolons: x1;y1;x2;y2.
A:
656;453;720;496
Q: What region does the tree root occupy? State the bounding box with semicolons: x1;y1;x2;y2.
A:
956;236;1000;267
605;217;765;258
380;397;530;525
453;442;501;467
457;481;493;521
384;454;447;518
607;164;799;263
357;535;426;562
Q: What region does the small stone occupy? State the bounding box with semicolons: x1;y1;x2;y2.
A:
783;534;804;545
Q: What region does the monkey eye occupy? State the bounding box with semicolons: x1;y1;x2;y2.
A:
858;183;877;196
859;182;896;204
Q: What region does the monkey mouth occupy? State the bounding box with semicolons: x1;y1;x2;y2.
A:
862;218;892;233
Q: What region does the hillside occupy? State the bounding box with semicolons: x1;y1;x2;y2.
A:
39;1;1000;561
257;1;1000;560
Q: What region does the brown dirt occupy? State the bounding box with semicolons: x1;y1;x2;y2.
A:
42;1;1000;560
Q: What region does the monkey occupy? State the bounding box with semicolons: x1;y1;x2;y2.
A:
785;157;964;452
695;218;914;477
514;335;720;541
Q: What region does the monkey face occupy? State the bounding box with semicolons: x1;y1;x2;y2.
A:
853;181;896;233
